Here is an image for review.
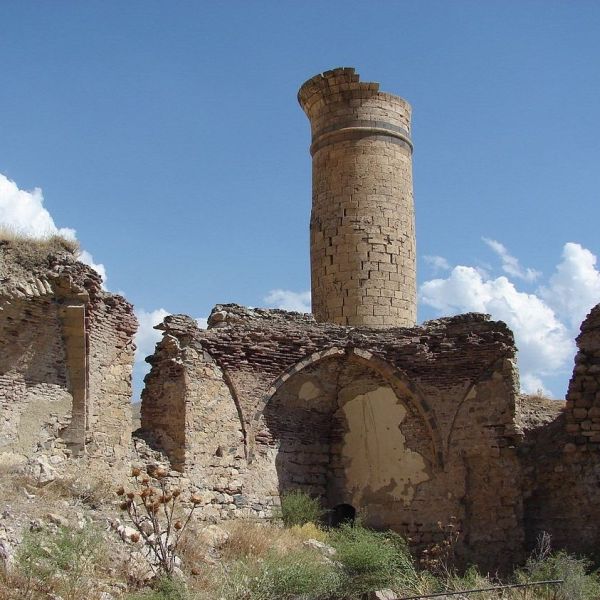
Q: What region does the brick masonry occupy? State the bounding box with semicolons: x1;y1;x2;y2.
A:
519;304;600;557
299;68;416;327
2;67;600;574
140;304;524;571
0;240;137;467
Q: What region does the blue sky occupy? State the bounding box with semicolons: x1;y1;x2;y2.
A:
1;1;599;398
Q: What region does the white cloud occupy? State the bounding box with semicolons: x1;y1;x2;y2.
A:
483;237;541;282
0;173;75;240
264;289;311;313
520;373;551;396
540;242;600;330
78;250;107;288
419;241;600;396
420;266;573;393
424;255;450;273
0;172;111;288
130;308;169;401
196;317;208;329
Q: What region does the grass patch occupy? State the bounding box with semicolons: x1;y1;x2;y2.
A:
0;225;79;255
126;575;191;600
516;535;600;600
15;523;104;600
329;524;418;597
221;549;341;600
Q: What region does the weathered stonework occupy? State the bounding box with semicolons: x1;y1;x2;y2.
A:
299;68;416;328
2;66;599;575
519;304;600;557
141;304;523;570
0;240;137;466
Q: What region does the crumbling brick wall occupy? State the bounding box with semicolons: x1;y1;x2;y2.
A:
141;304;523;570
0;240;137;464
520;303;600;557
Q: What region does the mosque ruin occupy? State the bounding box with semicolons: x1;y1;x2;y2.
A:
1;67;599;570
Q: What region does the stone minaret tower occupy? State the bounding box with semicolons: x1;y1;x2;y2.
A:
298;67;416;328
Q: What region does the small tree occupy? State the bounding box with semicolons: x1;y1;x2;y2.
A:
117;467;202;577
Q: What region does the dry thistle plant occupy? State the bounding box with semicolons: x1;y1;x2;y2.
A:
116;466;202;577
419;516;461;575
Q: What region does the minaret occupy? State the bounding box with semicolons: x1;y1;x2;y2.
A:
298;67;416;328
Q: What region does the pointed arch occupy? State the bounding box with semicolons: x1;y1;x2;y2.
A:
252;346;443;468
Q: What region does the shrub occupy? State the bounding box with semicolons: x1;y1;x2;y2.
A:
517;534;600;600
222;549;341;600
329;524;417;597
278;490;324;527
16;523;103;600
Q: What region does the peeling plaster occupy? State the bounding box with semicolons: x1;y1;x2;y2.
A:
341;385;429;506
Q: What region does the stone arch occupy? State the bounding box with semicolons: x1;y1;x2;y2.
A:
254;348;440;527
253;346;442;466
445;354;516;456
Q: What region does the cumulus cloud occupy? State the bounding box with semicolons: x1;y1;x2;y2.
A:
423;255;450;273
420;241;600;395
130;308;169;401
264;289;311;313
0;173;75;240
540;243;600;330
420;266;573;392
134;308;170;364
78;250;107;287
483;237;541;282
0;173;110;288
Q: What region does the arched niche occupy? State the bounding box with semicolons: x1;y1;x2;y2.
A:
259;348;439;526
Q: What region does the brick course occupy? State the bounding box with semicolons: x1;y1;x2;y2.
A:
299;68;416;327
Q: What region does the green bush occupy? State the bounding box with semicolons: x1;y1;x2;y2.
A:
222;549;341;600
278;490;324;528
517;540;600;600
16;523;103;600
328;524;417;597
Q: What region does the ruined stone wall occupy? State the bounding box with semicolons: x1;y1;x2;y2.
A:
299;68;416;328
86;290;137;465
520;303;600;557
0;292;71;454
0;241;137;465
141;304;523;570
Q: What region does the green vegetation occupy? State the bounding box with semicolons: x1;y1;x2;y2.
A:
14;523;103;600
277;489;324;527
1;490;599;600
126;576;190;600
329;524;417;596
220;549;341;600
